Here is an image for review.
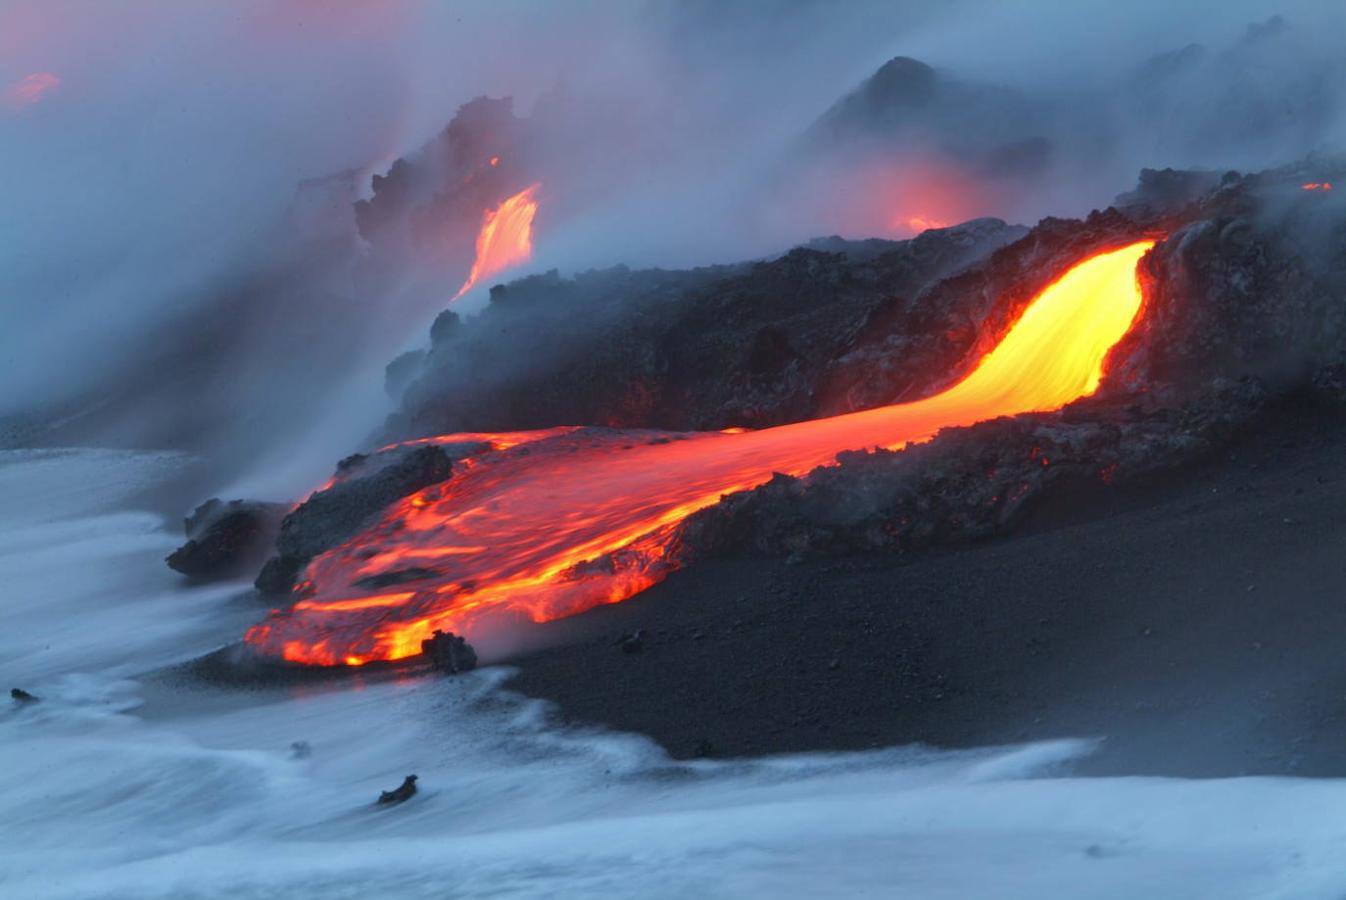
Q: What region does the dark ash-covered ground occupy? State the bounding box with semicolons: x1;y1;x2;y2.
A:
505;395;1346;777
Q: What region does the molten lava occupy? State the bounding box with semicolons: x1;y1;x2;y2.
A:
1301;182;1333;191
451;183;540;300
246;241;1156;666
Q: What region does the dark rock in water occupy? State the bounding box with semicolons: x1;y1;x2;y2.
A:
10;688;39;703
619;630;645;654
256;445;454;595
167;498;286;581
377;774;418;805
420;630;478;674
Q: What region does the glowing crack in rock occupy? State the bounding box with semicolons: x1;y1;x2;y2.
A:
246;241;1156;665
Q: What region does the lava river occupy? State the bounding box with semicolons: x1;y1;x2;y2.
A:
246;240;1155;666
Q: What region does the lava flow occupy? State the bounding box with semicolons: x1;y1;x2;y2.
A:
246;241;1156;666
451;183;540;300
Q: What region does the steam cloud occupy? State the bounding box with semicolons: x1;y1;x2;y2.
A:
2;0;1342;496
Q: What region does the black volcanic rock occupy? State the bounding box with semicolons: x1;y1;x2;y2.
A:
816;210;1156;416
674;159;1346;568
377;775;418;806
167;499;286;581
255;445;454;595
676;379;1270;564
354;96;527;264
1109;169;1346;400
420;630;478;674
273;159;1346;645
389;218;1027;438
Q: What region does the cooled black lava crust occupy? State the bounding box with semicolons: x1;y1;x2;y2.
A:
504;398;1346;777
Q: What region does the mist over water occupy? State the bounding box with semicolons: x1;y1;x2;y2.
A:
4;448;1346;899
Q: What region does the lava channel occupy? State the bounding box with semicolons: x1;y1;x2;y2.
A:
451;183;540;301
246;240;1156;666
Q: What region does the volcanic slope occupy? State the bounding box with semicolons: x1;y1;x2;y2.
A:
505;394;1346;778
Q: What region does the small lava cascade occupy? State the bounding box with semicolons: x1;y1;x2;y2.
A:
246;241;1155;666
450;183;540;300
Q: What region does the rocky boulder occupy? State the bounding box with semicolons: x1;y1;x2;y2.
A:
255;445;454;594
167;499;287;581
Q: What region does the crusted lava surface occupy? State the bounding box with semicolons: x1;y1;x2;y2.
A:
387;217;1027;436
504;393;1346;776
254;444;456;594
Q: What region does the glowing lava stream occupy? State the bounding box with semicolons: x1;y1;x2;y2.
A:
247;241;1155;666
451;183;540;300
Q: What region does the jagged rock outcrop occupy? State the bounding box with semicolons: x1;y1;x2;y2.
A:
673;159;1346;565
355;96;529;265
389;218;1027;438
1109;165;1346;399
167;499;287;581
676;380;1270;561
255;445;455;594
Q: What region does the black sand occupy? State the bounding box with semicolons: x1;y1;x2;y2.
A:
505;397;1346;776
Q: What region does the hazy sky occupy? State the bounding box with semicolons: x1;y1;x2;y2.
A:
2;0;1341;455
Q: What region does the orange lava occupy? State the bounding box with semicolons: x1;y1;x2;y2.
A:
246;241;1156;666
1302;182;1333;191
451;183;540;300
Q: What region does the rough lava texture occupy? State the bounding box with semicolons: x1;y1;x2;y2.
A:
354;96;529;269
676;380;1270;562
241;157;1346;621
166;499;287;581
389;218;1027;437
673;158;1346;565
254;445;455;595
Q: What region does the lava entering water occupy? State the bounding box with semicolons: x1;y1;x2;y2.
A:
451;183;540;300
246;241;1155;666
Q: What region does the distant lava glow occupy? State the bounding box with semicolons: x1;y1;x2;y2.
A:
1302;182;1333;192
451;183;540;300
902;215;952;233
246;241;1156;666
4;72;60;110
